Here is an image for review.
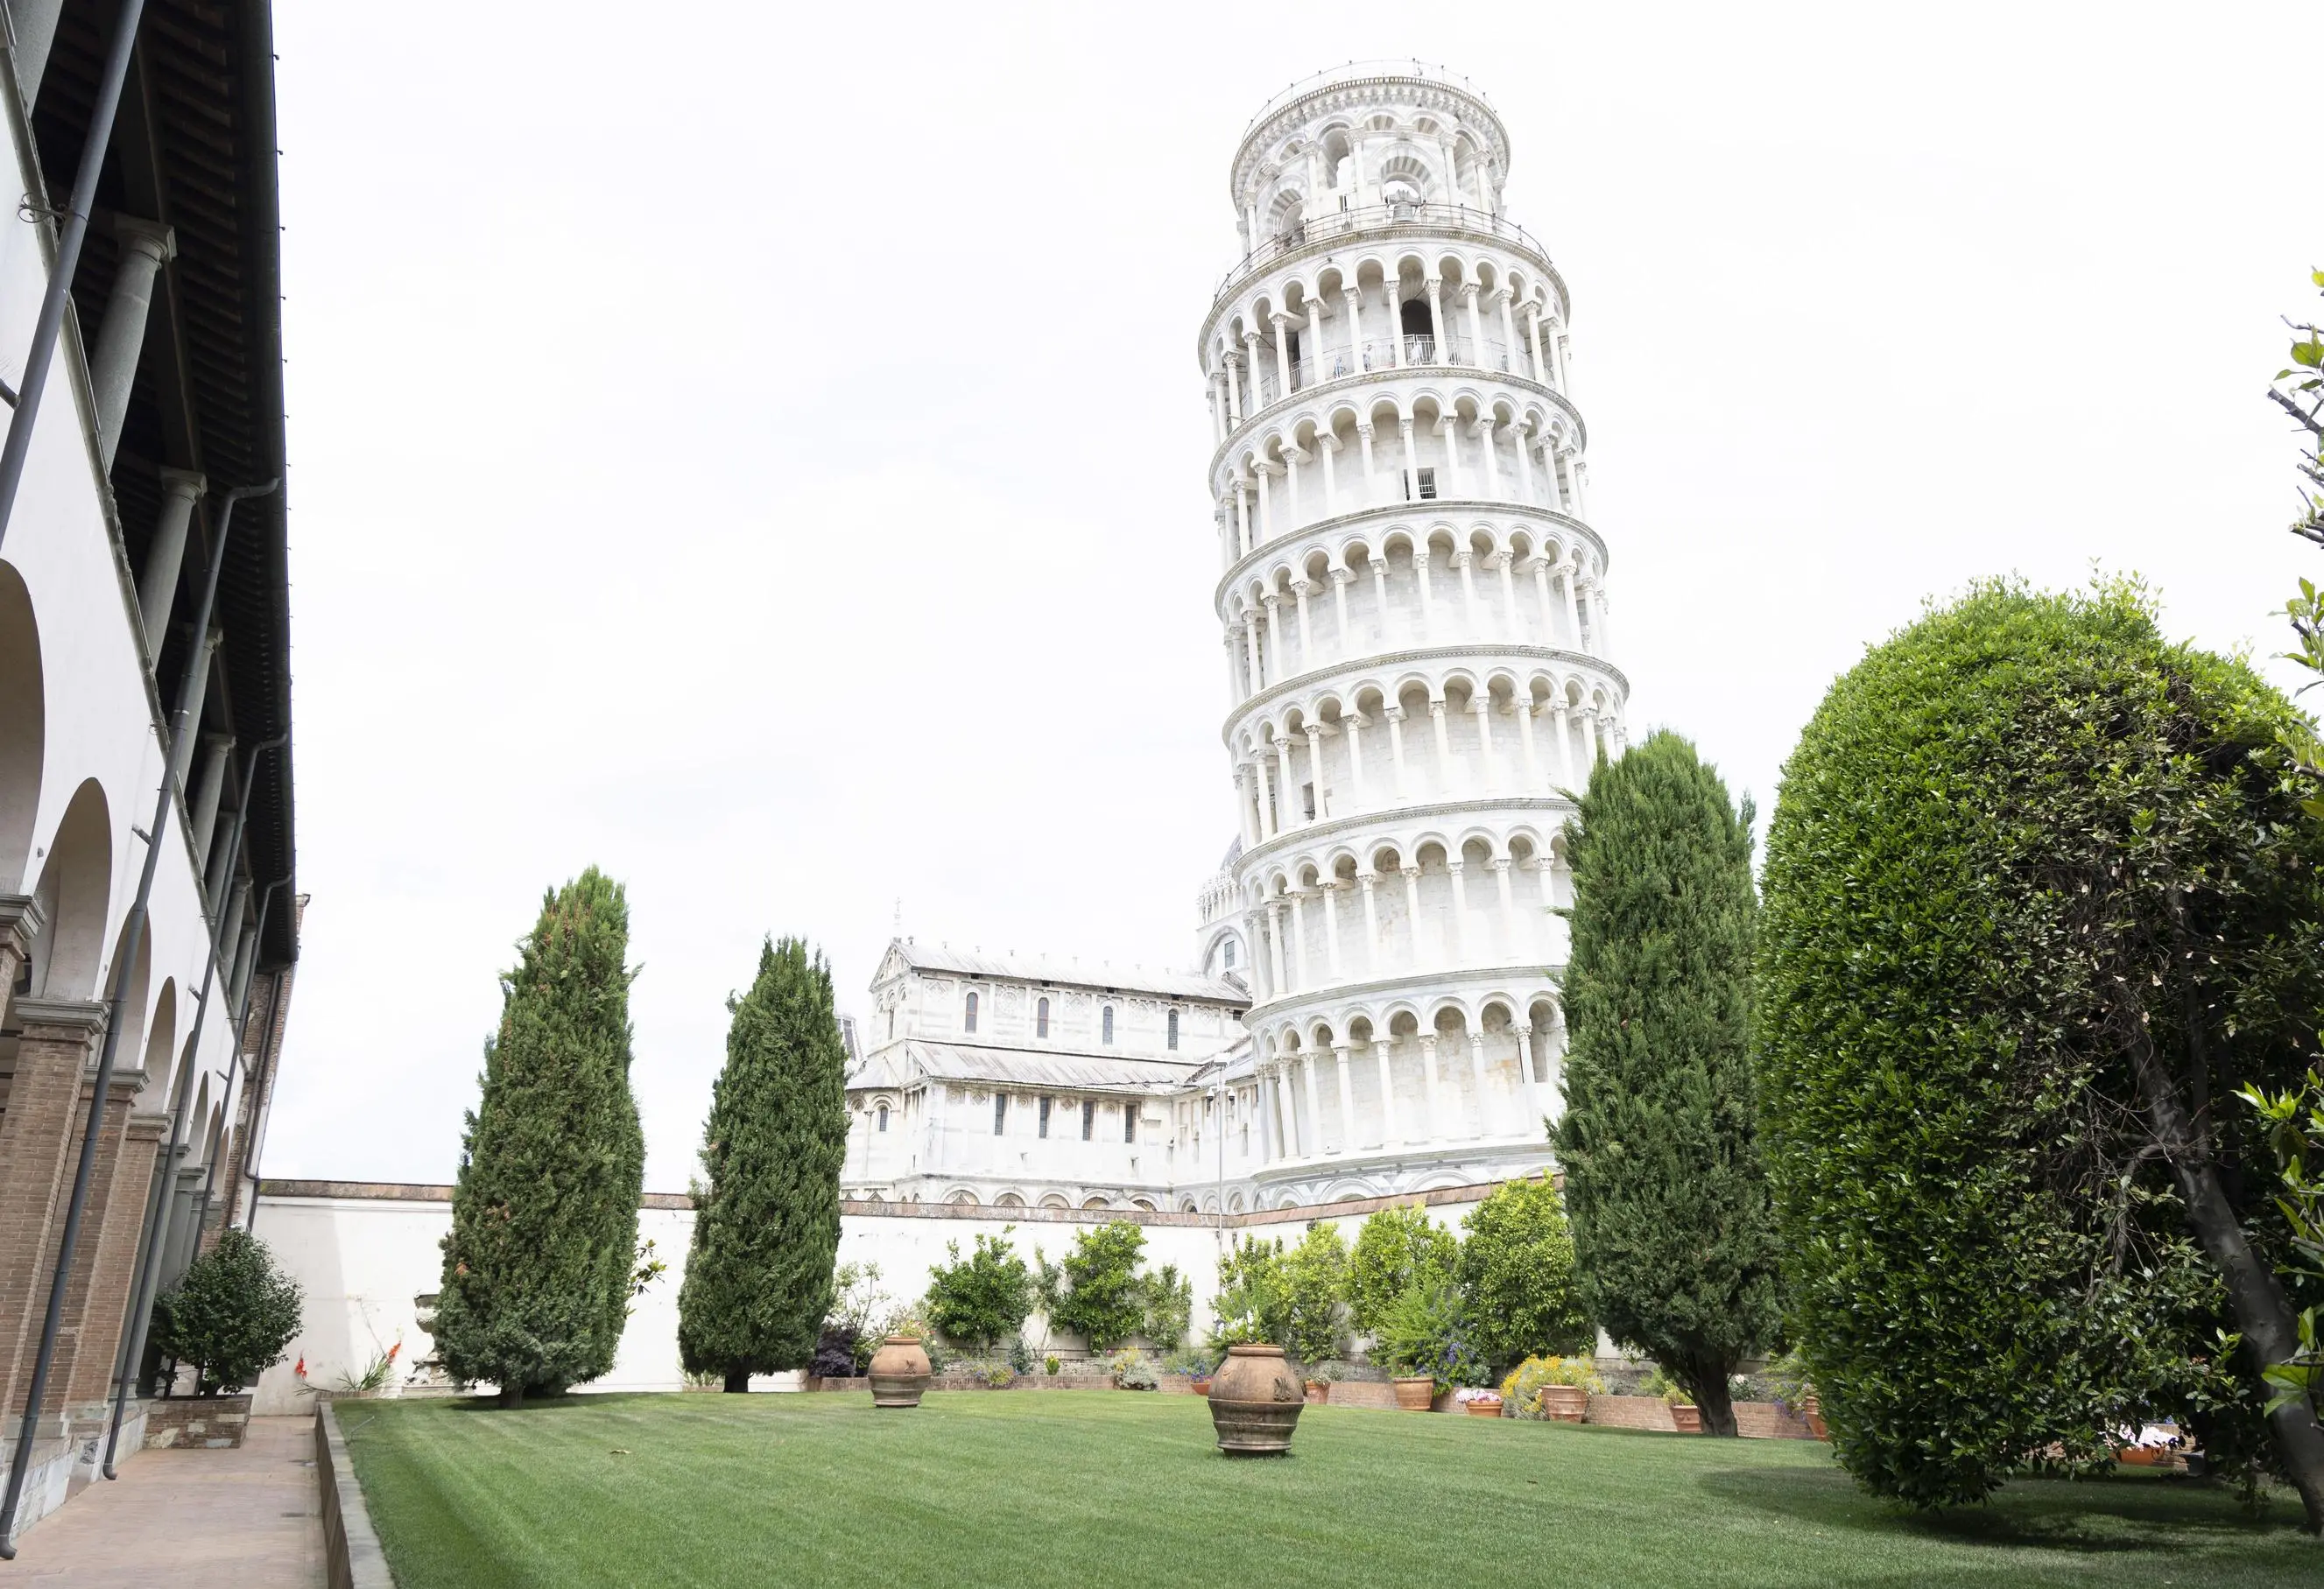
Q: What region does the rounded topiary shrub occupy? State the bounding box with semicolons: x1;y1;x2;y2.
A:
1757;580;2324;1508
152;1229;304;1396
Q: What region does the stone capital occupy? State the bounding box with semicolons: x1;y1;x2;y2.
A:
108;214;177;265
1327;566;1355;587
0;891;48;958
157;467;208;502
12;995;109;1042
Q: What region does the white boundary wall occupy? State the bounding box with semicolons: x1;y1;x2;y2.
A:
246;1182;1497;1414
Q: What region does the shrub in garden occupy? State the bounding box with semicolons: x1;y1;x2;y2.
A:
1348;1204;1457;1334
434;869;646;1407
1373;1278;1489;1393
1284;1222;1352;1365
1141;1263;1194;1349
815;1262;889;1378
1758;580;2324;1519
1038;1223;1153;1351
151;1230;302;1396
678;937;850;1391
922;1230;1035;1352
1210;1235;1291;1347
1454;1176;1591;1378
1557;732;1779;1437
1500;1354;1606;1418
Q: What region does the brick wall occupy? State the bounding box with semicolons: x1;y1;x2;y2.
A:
1585;1394;1679;1431
144;1393;252;1449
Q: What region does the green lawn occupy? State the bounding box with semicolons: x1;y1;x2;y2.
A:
339;1390;2314;1588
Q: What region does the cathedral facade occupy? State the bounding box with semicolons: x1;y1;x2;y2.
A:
842;61;1624;1215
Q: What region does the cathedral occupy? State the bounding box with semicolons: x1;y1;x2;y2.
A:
841;61;1625;1216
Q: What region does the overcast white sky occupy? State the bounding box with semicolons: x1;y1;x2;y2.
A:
261;1;2324;1192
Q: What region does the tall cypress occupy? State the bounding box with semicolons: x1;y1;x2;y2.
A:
433;868;645;1408
677;937;849;1389
1556;731;1780;1436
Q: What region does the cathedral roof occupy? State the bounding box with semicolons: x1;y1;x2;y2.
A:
850;1040;1208;1095
878;939;1247;1005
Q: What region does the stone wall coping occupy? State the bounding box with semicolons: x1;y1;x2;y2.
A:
257;1178;1511;1227
317;1400;394;1589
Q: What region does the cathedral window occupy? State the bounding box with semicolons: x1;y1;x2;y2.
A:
1167;1009;1180;1051
993;1093;1007;1135
1037;997;1050;1038
1102;1005;1115;1044
876;1104;889;1134
964;991;978;1033
1039;1096;1053;1138
1123;1105;1138;1144
1081;1100;1095;1141
1415;466;1438;501
886;1008;895;1040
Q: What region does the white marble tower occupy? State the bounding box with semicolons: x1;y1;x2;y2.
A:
1194;62;1628;1208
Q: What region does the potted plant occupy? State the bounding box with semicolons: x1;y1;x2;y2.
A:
1303;1359;1344;1405
1500;1354;1605;1422
1374;1280;1489;1412
1457;1388;1504;1417
1640;1366;1700;1432
147;1230;302;1450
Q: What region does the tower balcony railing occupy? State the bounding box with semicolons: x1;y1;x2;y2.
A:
1250;338;1529;408
1215;201;1556;302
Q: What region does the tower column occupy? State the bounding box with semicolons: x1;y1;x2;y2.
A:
1468;1030;1491;1136
1424;277;1447;362
1343;711;1368;806
1319;875;1344;981
1332;1044;1356;1152
1516;1023;1540;1135
1419;1033;1446;1141
1301;1051;1325;1157
1357;871;1382;977
1372;1038;1399;1146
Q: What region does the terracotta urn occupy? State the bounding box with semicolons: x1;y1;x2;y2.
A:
1803;1393;1827;1441
1391;1376;1434;1411
1208;1345;1304;1455
1539;1384;1588;1423
1302;1380;1329;1406
1670;1404;1702;1433
867;1336;932;1409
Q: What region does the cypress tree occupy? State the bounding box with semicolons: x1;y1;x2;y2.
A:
434;868;645;1408
1556;731;1780;1436
677;937;849;1389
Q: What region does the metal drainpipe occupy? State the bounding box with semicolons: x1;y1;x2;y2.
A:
98;736;280;1477
0;0;150;556
0;480;272;1557
186;875;285;1255
236;956;288;1233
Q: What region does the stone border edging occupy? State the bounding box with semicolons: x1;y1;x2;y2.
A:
316;1399;396;1589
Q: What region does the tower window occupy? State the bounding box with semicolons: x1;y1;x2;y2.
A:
1082;1100;1095;1141
1037;996;1050;1038
886;1008;894;1040
1039;1095;1053;1138
993;1093;1008;1135
1416;467;1437;501
1124;1105;1139;1145
1223;939;1237;968
963;991;978;1033
1102;1005;1115;1044
1301;783;1317;819
1167;1009;1180;1051
876;1104;889;1134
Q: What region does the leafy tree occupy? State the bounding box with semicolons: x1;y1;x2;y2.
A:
2243;1071;2324;1417
1373;1278;1489;1393
922;1230;1035;1352
1454;1175;1593;1377
1348;1204;1458;1334
1141;1264;1194;1349
434;869;646;1407
1757;580;2324;1523
676;938;850;1389
151;1230;302;1396
2274;272;2324;775
1210;1235;1291;1347
1556;731;1779;1437
1283;1222;1351;1364
1039;1223;1151;1350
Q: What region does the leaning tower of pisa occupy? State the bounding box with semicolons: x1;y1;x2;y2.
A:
1194;63;1626;1206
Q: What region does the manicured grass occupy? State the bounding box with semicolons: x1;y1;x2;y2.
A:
340;1390;2314;1588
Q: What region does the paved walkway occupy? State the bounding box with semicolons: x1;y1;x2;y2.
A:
1;1416;323;1586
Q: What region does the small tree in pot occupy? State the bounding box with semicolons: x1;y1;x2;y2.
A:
151;1230;303;1396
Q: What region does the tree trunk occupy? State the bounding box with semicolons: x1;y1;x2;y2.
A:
1685;1358;1740;1437
497;1382;525;1410
724;1368;750;1394
2130;1030;2324;1535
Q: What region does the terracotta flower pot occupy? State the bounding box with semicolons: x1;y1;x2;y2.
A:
1539;1384;1588;1423
1208;1345;1304;1455
867;1336;932;1409
1191;1377;1211;1396
1303;1380;1329;1405
1463;1398;1503;1417
1670;1403;1702;1433
1391;1376;1434;1411
1803;1393;1827;1441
